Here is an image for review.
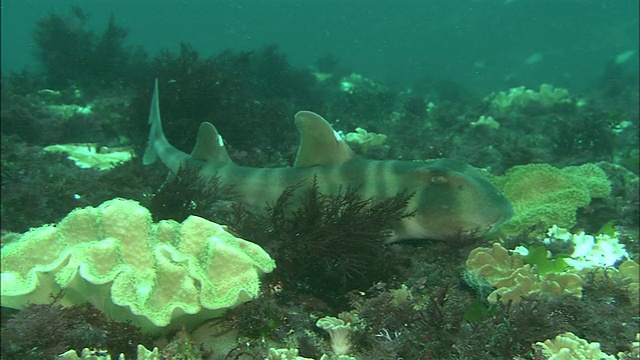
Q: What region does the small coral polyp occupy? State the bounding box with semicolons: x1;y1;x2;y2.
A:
0;198;275;333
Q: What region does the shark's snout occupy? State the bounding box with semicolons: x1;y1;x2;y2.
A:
392;159;514;242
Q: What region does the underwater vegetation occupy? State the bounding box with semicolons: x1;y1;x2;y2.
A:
235;179;415;307
33;5;148;90
1;295;151;360
1;5;639;359
149;164;238;223
122;43;326;166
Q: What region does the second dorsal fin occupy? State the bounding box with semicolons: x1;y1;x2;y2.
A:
293;111;354;167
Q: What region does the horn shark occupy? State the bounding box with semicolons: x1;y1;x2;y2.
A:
143;79;514;242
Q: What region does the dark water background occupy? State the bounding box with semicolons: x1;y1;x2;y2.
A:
2;0;638;91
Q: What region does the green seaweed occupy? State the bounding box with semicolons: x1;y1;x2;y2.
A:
517;245;571;276
597;220;618;237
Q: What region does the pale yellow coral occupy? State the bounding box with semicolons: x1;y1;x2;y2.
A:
535;332;615;360
44;143;134;170
466;243;583;304
488;84;571;113
344;127;387;150
618;260;640;306
58;344;159;360
466;243;524;283
488;265;583;304
316;316;353;355
265;348;314;360
470;115;500;129
537;83;571;107
1;198;275;333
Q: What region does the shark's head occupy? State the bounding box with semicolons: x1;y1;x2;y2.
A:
392;159;514;242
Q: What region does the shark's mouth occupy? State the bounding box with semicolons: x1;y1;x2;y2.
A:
459;208;515;239
444;227;487;242
445;218;508;241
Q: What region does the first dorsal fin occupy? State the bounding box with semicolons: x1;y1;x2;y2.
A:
293;111;354;167
190;122;232;163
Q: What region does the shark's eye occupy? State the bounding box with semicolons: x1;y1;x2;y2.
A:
431;175;448;184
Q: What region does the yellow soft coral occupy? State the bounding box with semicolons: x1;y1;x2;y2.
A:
535;332;615;360
1;198;275;333
466;243;524;283
344;127;388;151
618;260;640;306
488;84;572;113
58;345;159;360
466;243;583;304
44;143;134;170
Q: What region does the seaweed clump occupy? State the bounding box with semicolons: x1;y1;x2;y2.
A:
247;179;414;306
125;43;324;165
148;164;237;223
33;6;147;89
1;295;151;360
350;285;566;359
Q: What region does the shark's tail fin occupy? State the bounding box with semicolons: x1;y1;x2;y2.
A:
143;79;190;172
142;79;162;165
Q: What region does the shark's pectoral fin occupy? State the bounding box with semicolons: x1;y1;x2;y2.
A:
190;122;231;164
293;111;354;167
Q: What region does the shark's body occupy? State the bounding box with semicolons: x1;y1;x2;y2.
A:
144;79;514;242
